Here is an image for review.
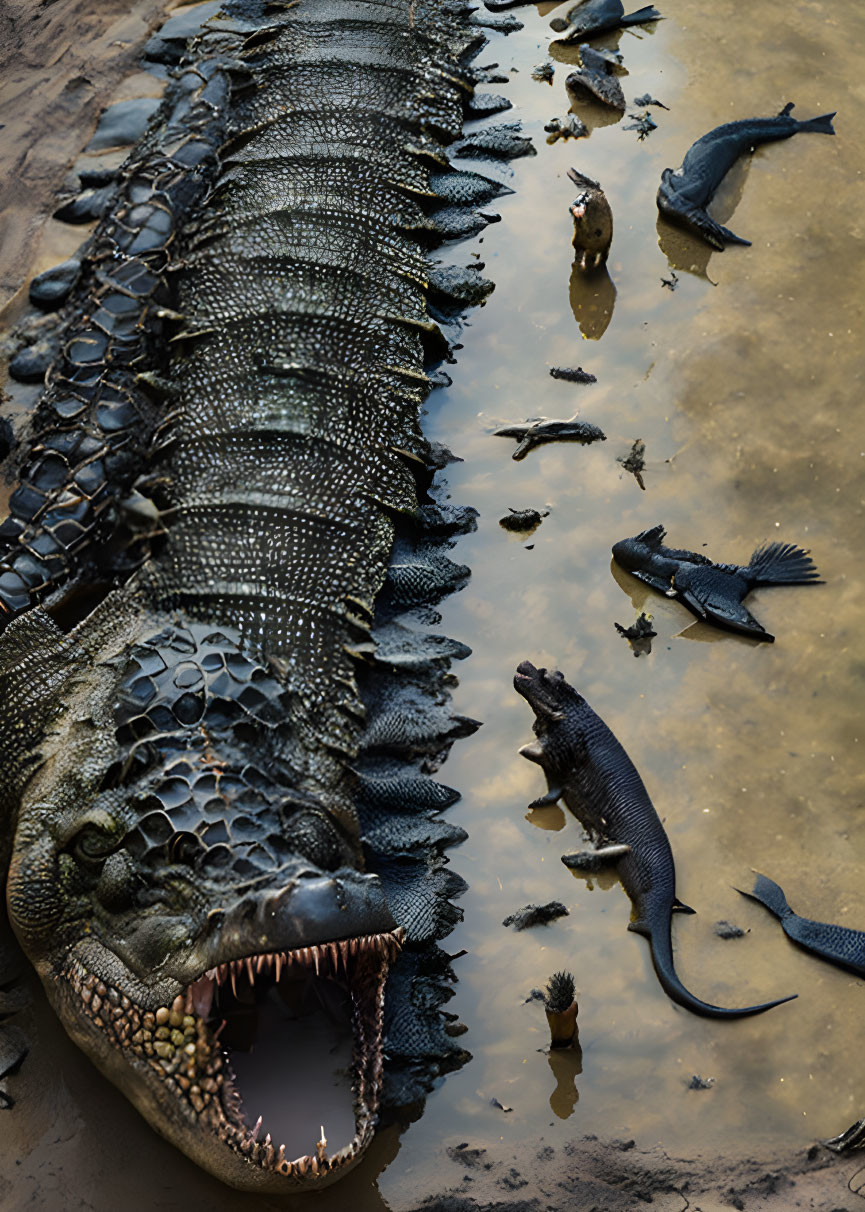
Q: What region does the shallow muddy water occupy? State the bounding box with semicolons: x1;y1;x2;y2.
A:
1;0;864;1207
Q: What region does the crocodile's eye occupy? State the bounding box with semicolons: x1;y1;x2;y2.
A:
168;831;203;867
71;823;124;866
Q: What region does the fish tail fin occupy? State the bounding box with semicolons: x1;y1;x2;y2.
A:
737;872;795;920
746;541;822;586
637;915;796;1018
796;111;836;135
622;5;663;25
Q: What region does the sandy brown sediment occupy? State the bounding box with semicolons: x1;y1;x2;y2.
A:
400;1135;865;1212
0;0;171;312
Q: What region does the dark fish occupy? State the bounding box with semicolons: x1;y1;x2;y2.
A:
551;0;661;42
515;661;796;1018
657;102;836;249
611;524;822;641
738;873;865;978
495;415;606;459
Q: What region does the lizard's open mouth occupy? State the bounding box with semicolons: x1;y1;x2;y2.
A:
67;928;404;1185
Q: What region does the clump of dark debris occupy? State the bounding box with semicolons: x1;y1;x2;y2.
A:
688;1074;715;1090
615;613;656;641
633;92;669;109
615;612;656;657
715;920;747;939
503;901;569;930
550;365;597;383
544;114;588;142
499;507;549;533
624;110;658;139
617;438;646;489
532;60;554;83
661;270;679;291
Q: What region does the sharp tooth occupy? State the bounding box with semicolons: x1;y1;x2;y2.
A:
277;1145;286;1165
246;957;255;983
256;955;265;974
252;1115;263;1140
191;975;215;1020
230;966;238;998
310;1157;319;1175
274;954;282;981
328;942;338;972
296;1156;308;1175
316;1125;327;1162
313;948;320;977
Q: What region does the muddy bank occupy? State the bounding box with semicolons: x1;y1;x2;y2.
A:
1;0;864;1205
0;0;170;311
401;1135;863;1212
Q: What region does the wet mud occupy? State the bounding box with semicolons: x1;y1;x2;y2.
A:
1;0;865;1208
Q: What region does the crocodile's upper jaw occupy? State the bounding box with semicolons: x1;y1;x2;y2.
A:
52;929;403;1191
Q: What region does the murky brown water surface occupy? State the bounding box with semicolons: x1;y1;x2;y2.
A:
1;0;864;1207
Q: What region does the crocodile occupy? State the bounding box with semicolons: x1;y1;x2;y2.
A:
0;0;526;1191
514;661;797;1018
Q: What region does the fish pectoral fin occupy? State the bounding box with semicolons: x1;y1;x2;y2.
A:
678;580;769;638
664;197;752;250
631;569;673;594
627;918;650;937
529;785;563;808
512;435;535;460
672;897;696;915
563;844;629;873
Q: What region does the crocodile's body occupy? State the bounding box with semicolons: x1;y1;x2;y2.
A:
514;661;796;1018
0;0;516;1190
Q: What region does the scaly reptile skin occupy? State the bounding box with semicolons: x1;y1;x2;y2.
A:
0;0;512;1190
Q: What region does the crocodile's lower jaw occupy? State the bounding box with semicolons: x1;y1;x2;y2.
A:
60;931;403;1190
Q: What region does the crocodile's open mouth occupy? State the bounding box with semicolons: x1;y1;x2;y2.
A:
66;928;404;1184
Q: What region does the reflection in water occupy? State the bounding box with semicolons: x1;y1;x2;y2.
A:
526;803;568;831
548;1042;583;1119
567;93;625;134
570;261;617;338
566;864;622;893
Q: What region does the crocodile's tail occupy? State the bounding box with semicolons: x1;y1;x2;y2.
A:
737;872;795;919
795;111;836;135
633;915;797;1018
745;541;822;586
621;6;662;26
